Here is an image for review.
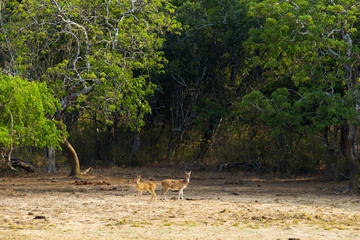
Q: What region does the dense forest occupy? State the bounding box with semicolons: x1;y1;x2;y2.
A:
1;0;360;192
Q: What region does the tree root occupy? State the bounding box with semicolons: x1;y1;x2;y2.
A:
81;167;92;175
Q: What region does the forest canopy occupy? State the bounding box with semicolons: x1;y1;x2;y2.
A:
1;0;360;192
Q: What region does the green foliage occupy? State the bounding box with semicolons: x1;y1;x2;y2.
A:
0;74;63;150
241;87;354;136
2;0;356;177
241;0;360;135
1;0;181;131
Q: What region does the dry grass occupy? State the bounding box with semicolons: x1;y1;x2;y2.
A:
1;167;360;239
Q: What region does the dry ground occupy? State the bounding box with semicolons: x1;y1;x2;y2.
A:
1;167;360;240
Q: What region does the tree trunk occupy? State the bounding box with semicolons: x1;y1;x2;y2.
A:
1;150;15;170
60;137;81;177
130;127;140;163
3;112;15;169
5;149;12;167
276;131;289;174
93;110;102;160
45;147;56;172
322;127;340;180
56;110;81;177
341;124;360;193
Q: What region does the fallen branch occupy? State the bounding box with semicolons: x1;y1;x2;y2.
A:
2;156;35;173
11;157;35;172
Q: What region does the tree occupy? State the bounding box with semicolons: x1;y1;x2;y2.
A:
149;0;252;163
242;0;360;192
0;74;63;168
0;0;180;176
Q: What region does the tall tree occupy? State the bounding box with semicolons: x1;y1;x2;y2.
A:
0;0;180;176
151;0;252;163
243;0;360;192
0;74;63;168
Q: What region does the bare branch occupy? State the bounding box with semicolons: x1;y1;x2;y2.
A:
69;84;95;100
344;33;352;59
59;28;81;76
276;0;299;11
327;48;340;58
58;81;95;120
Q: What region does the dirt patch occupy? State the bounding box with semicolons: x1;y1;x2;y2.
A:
1;167;360;239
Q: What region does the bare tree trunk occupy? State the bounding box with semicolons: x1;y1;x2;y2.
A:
2;112;16;170
93;109;102;160
1;149;14;169
45;147;56;172
56;113;81;177
60;137;81;177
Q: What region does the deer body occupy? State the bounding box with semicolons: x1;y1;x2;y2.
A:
161;171;191;201
136;175;157;202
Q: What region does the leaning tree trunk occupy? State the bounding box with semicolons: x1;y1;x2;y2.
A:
60;137;81;177
341;124;360;193
56;113;81;177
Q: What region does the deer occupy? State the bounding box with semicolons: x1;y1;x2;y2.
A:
161;171;191;202
136;175;157;203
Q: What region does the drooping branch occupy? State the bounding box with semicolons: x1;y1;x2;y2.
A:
57;15;90;71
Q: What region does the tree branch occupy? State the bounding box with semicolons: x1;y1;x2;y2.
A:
276;0;299;11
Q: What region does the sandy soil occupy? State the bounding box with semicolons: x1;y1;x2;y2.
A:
1;167;360;240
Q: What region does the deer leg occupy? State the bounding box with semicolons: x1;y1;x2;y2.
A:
180;189;184;200
178;190;182;200
162;188;169;202
137;190;142;202
150;189;156;202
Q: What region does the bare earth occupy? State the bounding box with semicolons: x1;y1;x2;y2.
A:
1;167;360;240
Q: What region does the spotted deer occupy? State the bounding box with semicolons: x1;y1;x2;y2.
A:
136;175;157;202
161;171;191;201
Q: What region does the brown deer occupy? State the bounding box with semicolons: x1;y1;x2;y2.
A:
161;171;191;201
136;175;157;202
